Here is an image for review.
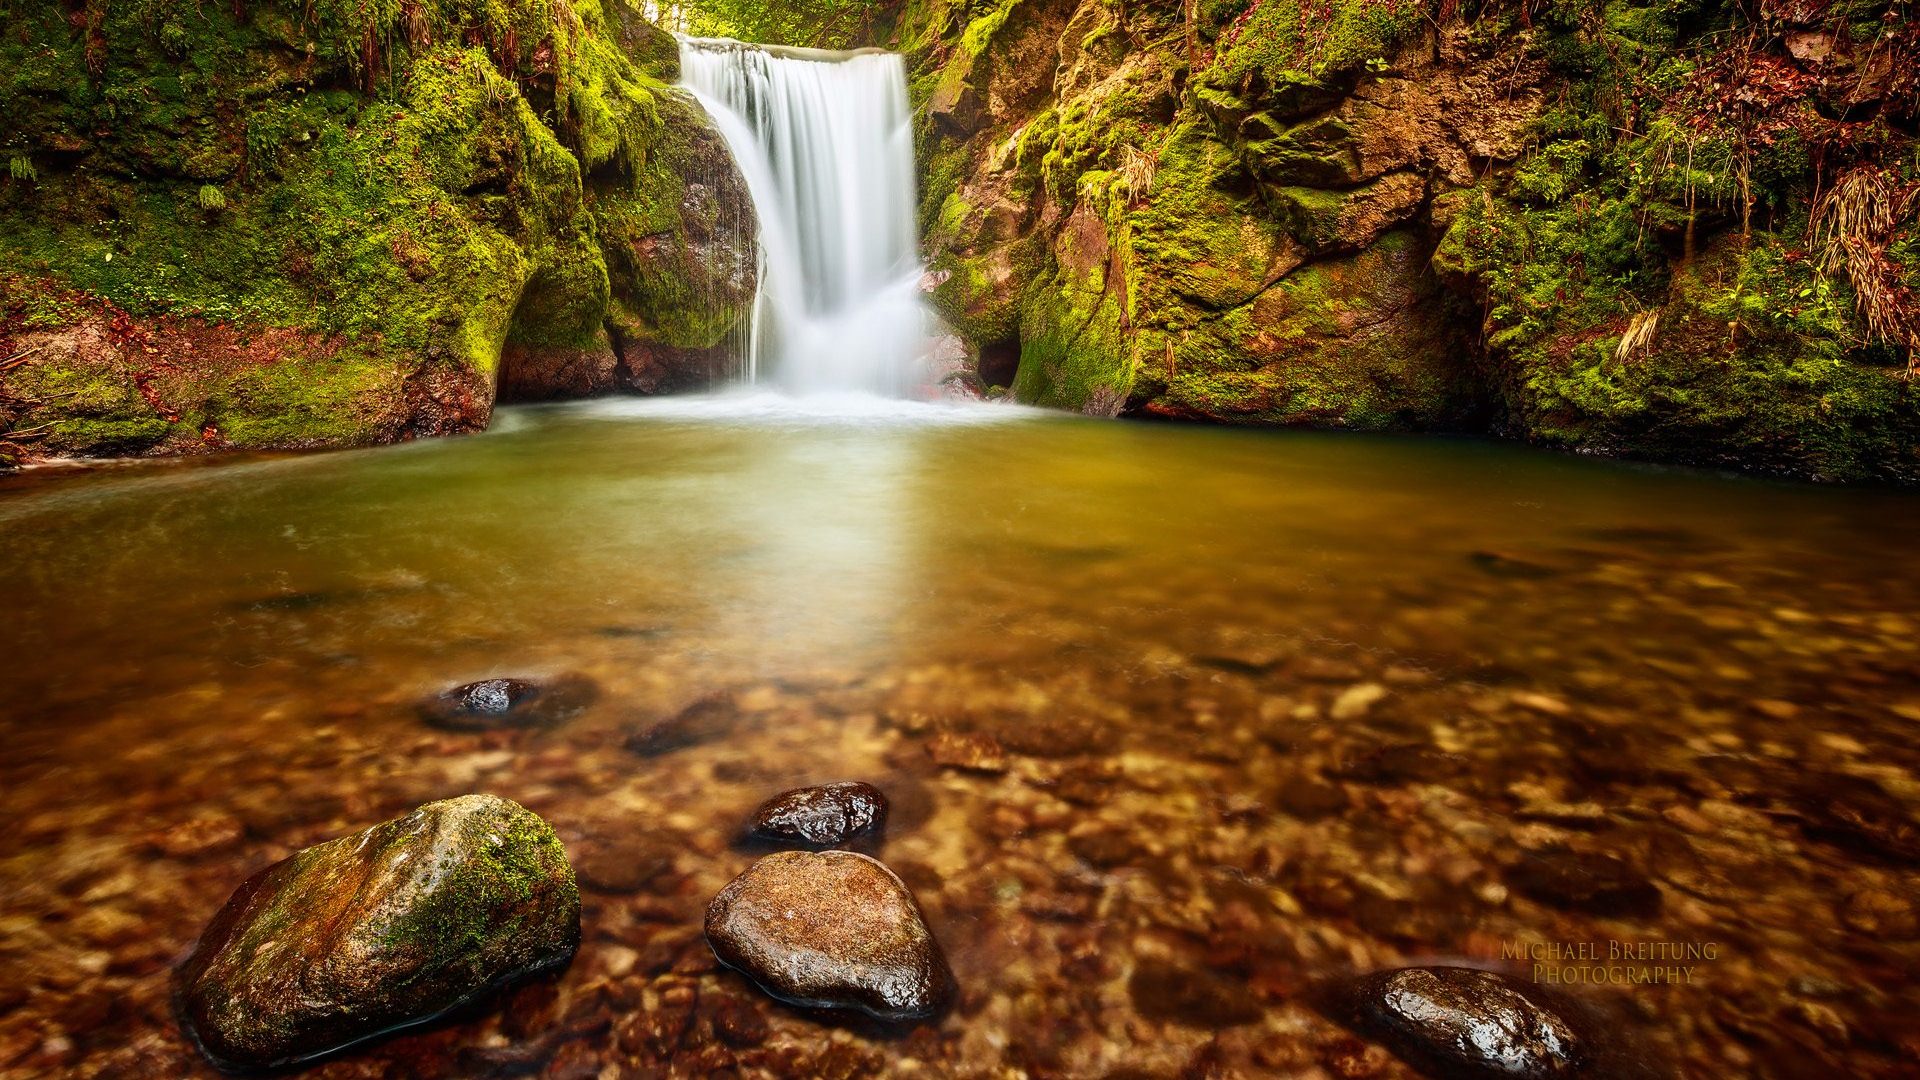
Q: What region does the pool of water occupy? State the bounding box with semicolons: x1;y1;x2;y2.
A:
3;394;1918;1077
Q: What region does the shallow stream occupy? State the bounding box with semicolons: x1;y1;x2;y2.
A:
3;396;1918;1077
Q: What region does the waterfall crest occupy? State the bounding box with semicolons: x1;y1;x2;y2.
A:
679;37;929;397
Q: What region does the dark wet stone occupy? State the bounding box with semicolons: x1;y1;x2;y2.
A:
1068;827;1143;869
419;674;599;731
625;692;739;756
749;782;888;847
1338;966;1587;1080
1468;551;1564;579
985;712;1118;758
926;731;1008;773
1275;777;1349;820
1127;958;1262;1027
1789;777;1920;865
704;850;953;1021
1505;847;1662;918
175;794;580;1072
1330;743;1466;785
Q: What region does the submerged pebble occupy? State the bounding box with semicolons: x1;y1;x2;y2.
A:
625;691;740;755
418;675;599;731
748;781;888;847
1505;848;1663;918
926;731;1007;773
704;850;953;1021
1128;957;1263;1027
174;794;580;1071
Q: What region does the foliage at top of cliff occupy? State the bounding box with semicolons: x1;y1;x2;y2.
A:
669;0;895;46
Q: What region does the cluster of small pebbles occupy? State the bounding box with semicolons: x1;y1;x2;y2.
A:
3;447;1919;1078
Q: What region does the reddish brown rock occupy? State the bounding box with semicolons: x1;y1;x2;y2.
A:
926;731;1007;773
704;850;953;1021
496;335;622;402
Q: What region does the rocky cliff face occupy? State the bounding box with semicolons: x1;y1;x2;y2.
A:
897;0;1920;481
0;0;754;463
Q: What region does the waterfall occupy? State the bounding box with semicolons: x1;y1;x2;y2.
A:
679;37;930;397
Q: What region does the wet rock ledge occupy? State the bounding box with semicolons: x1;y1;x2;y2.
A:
175;794;579;1072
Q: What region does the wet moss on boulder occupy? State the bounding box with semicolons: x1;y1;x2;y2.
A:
175;793;580;1072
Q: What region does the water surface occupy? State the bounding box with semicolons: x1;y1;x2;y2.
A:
3;396;1918;1077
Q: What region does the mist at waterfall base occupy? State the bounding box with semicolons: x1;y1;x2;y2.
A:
679;38;937;402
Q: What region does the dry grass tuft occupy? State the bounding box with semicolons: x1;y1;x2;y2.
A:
1615;308;1661;365
1810;167;1920;377
1114;145;1159;206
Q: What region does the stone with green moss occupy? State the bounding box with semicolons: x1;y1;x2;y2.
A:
174;793;579;1072
0;0;754;459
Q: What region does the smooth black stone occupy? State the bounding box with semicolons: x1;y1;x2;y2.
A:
749;782;888;847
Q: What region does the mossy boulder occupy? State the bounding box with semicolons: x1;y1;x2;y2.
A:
1137;231;1488;428
0;0;754;459
175;793;579;1072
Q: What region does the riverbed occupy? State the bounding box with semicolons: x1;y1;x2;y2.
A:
3;395;1918;1077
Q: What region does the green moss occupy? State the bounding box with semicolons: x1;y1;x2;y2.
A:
1209;0;1423;87
1126;122;1288;310
378;799;572;957
1011;191;1139;412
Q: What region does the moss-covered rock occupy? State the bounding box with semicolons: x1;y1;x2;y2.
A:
0;0;754;459
1491;233;1920;482
175;793;579;1072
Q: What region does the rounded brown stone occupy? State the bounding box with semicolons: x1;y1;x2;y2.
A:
704;850;953;1021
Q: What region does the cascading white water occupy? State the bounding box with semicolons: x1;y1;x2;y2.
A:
679;37;930;397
